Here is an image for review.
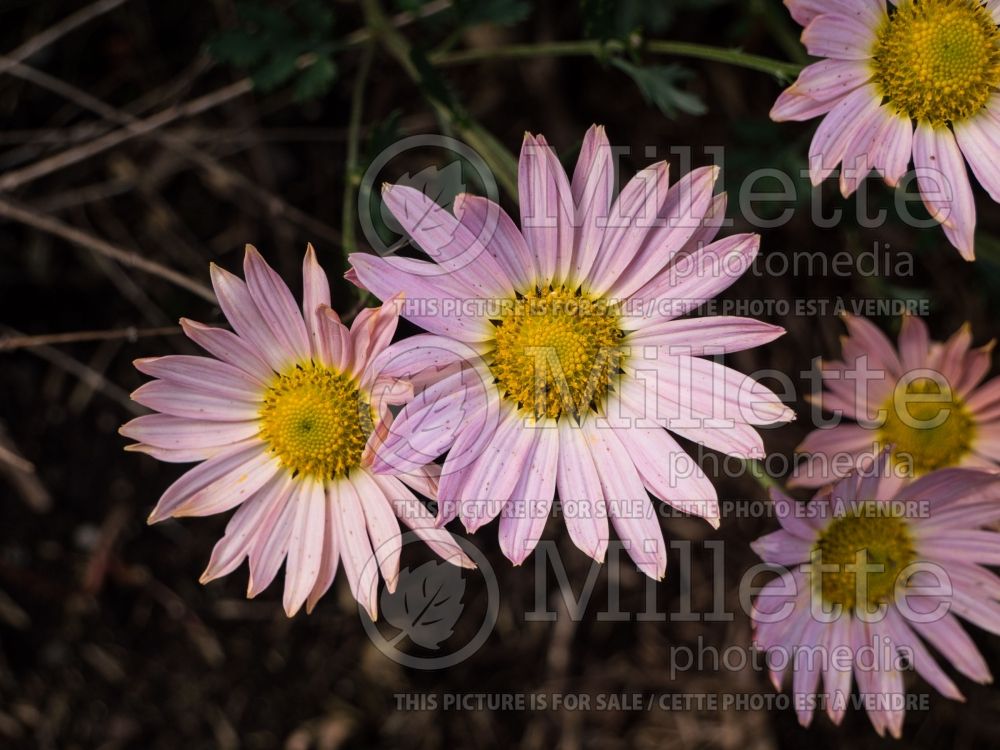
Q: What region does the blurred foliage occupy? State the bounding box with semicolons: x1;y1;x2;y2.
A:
610;60;707;118
208;0;338;100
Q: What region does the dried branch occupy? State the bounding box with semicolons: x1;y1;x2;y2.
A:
0;197;215;301
0;326;181;352
0;0;130;77
0;79;253;192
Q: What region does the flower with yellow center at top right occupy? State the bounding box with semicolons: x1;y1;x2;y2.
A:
773;0;1000;259
120;245;474;619
792;314;1000;494
752;450;1000;737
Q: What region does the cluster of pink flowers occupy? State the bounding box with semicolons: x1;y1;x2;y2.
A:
123;116;1000;737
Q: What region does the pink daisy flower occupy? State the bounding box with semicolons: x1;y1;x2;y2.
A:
752;452;1000;737
773;0;1000;259
794;313;1000;493
121;245;473;618
348;126;794;578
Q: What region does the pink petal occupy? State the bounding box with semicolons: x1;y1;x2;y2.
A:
243;245;311;364
130;380;261;422
200;473;291;584
134;355;265;401
210;263;296;372
315;305;353;372
172;450;281;519
306;487;342;613
453;193;535;291
842;313;903;375
180;318;274;383
801;13;878;60
498;421;559;565
348;253;491;342
120;414;259;450
897;313;930;370
247;479;299;597
955;111;1000;203
556;419;609;562
611;412;720;527
911;613;992;684
335;477;379;620
282;477;326;616
518;134;574;287
587;423;667;580
870;112;914;187
570;124;615;284
770;487;824;538
301;244;332;360
353;469;402;591
782;58;873;102
587;162;670;296
618;376;767;459
382;184;514;297
352;297;403;382
631;354;793;426
628;316;785;354
458;410;538;533
839;104;894;196
770;88;841;122
809;85;882;185
609;166;721;299
750;529;812;565
377;474;476;568
623;233;760;325
372;366;498;476
913;124;976;260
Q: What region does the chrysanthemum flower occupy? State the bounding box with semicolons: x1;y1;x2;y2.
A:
348;126;794;578
793;313;1000;492
121;245;473;618
752;451;1000;737
773;0;1000;259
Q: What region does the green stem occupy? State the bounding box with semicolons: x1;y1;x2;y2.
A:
745;459;779;491
432;39;803;81
360;0;519;198
342;42;375;261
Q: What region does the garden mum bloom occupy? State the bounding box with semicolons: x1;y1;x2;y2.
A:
121;245;472;618
349;126;794;578
794;314;1000;491
773;0;1000;259
752;452;1000;736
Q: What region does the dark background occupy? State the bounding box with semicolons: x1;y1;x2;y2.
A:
1;1;999;747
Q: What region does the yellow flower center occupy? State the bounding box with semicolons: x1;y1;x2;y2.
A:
258;363;373;480
812;502;916;612
488;285;624;420
871;0;1000;125
878;376;975;475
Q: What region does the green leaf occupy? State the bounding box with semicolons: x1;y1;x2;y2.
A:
611;59;706;118
294;57;336;101
208;29;269;68
252;52;300;92
207;0;339;102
